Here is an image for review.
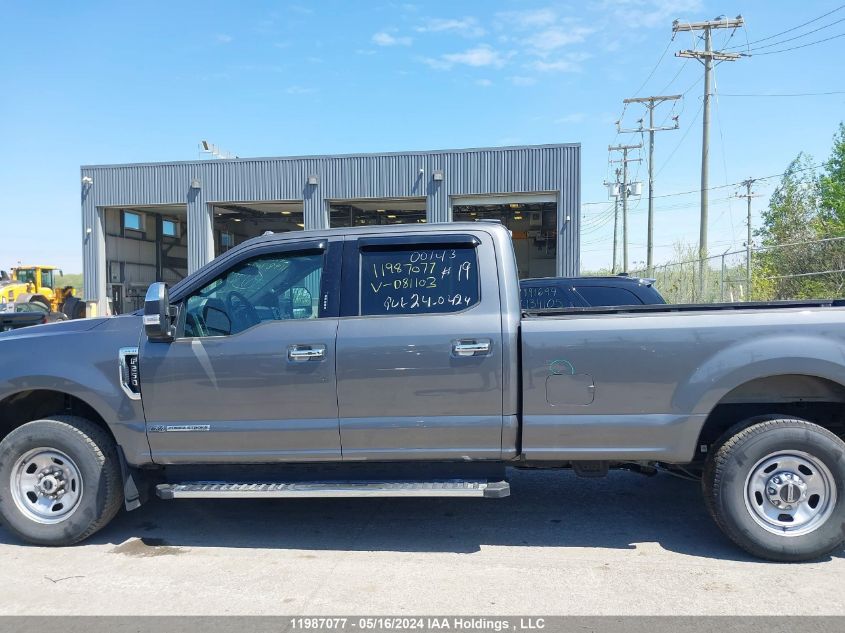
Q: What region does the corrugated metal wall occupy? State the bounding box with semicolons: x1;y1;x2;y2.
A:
81;144;580;311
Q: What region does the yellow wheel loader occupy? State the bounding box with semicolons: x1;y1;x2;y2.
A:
0;266;85;319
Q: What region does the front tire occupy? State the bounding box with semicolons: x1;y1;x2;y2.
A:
703;418;845;561
0;416;123;546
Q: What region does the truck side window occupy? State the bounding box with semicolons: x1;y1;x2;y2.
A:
574;286;643;306
40;269;54;290
359;244;480;316
181;251;323;337
520;285;582;310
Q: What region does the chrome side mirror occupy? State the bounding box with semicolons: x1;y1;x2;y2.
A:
144;282;174;342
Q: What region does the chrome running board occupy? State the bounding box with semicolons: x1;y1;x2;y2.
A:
156;480;510;499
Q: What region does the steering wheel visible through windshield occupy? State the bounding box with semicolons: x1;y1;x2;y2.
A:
181;251;323;338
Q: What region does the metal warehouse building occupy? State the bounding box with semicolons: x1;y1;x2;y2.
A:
80;143;580;315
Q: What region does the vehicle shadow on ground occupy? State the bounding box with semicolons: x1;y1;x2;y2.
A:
1;469;841;562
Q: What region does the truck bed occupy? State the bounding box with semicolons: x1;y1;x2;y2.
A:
519;299;845;463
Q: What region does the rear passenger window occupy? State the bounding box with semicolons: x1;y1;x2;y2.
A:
521;286;583;310
360;244;480;315
575;286;643;306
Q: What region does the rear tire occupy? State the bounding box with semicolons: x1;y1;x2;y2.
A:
703;418;845;562
0;416;123;546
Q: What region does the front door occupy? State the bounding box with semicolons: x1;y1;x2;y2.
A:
336;232;505;460
140;241;342;464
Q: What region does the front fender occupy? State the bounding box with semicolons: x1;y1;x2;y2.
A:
0;315;151;465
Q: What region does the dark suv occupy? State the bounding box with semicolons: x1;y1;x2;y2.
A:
520;275;666;310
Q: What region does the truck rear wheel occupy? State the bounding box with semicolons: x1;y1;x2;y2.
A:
0;416;123;546
703;418;845;561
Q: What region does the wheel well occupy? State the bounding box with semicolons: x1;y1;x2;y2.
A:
695;374;845;461
0;390;113;443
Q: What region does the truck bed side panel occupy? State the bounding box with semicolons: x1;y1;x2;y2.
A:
520;307;845;463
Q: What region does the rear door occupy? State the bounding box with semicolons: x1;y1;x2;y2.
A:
335;231;505;460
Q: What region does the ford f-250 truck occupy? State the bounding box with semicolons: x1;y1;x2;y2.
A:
1;222;844;561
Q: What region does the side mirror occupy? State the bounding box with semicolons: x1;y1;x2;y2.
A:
144;282;175;341
291;287;313;319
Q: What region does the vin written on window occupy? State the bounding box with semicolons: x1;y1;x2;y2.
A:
360;245;480;315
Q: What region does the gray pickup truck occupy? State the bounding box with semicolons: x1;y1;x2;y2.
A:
1;222;844;561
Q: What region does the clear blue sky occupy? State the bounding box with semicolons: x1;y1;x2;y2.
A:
1;0;843;273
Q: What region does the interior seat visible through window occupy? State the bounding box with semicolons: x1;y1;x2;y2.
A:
181;251;324;338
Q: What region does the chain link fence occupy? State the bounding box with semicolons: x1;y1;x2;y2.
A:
632;236;845;304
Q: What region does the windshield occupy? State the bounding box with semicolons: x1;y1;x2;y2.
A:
15;268;36;284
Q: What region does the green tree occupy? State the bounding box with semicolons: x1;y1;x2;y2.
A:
752;136;845;300
818;122;845;236
753;153;826;299
756;152;820;247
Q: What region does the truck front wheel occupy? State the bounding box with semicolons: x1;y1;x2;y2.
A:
703;418;845;561
0;416;123;546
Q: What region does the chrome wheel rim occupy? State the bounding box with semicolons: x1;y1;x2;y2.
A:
10;448;83;524
744;450;837;537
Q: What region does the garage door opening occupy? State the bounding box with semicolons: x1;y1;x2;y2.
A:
452;195;557;279
212;201;304;256
329;198;427;227
103;205;188;314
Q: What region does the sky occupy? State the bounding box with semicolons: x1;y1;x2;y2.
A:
0;0;843;273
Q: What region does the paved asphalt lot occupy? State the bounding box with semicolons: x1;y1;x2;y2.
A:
0;468;843;616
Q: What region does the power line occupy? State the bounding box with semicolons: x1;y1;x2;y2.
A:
581;163;823;207
740;16;751;53
727;4;844;49
581;208;616;230
652;163;821;198
630;37;677;97
655;100;703;179
634;195;740;212
658;58;689;94
748;31;845;55
711;66;738;244
742;16;845;52
680;74;704;96
719;90;845;97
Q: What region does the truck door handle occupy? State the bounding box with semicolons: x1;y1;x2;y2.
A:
452;339;491;357
288;344;326;362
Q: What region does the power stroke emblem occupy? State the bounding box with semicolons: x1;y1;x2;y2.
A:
148;425;211;433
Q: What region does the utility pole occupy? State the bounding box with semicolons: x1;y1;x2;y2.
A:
608;144;642;273
674;15;744;295
736;178;760;298
605;168;622;273
613;167;621;273
618;95;681;276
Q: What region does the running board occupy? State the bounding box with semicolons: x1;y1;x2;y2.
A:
156;480;510;500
